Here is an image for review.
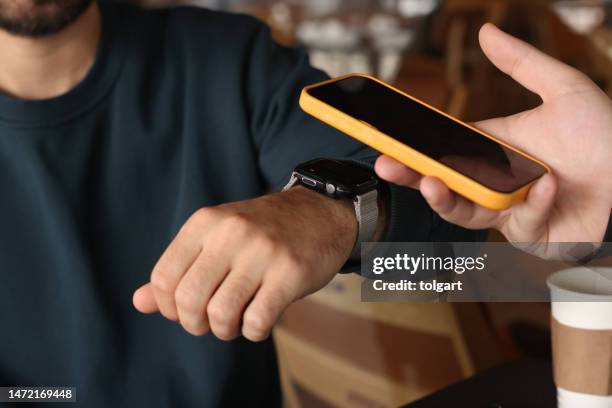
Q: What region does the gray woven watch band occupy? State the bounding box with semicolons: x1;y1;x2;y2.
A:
350;189;378;261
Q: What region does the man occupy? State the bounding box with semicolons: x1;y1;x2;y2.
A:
377;24;612;259
0;1;477;406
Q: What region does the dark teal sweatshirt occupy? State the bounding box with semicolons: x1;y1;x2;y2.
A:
0;2;481;407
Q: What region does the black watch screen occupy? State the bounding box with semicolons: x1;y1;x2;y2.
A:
294;158;378;199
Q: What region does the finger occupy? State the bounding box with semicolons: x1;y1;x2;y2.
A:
242;277;294;342
420;177;457;213
207;267;262;341
505;173;557;241
151;243;200;321
420;177;502;229
479;23;593;102
174;251;232;336
133;283;158;314
475;113;540;152
375;155;423;189
474;117;510;140
150;213;208;321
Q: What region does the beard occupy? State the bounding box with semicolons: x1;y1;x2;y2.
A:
0;0;95;37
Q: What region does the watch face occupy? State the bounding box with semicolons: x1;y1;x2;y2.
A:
295;159;378;197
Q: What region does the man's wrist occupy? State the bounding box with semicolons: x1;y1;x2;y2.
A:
283;186;358;252
285;182;389;239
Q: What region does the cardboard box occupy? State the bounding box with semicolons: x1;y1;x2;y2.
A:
274;273;502;407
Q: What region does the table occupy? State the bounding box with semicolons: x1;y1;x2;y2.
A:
404;359;557;408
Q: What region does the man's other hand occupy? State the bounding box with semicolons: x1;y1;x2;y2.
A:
132;186;357;341
376;23;612;259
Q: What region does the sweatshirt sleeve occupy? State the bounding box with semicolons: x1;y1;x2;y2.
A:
243;20;487;247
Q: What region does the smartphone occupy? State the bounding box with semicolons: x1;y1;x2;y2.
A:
300;74;550;210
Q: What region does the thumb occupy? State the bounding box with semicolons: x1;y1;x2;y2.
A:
479;23;592;102
507;173;557;240
133;283;159;314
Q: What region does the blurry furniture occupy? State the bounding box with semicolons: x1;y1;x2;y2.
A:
532;2;612;96
393;0;509;118
589;26;612;95
274;273;502;408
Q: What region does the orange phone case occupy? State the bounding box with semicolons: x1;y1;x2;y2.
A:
300;73;550;211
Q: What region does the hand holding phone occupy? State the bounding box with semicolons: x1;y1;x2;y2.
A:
300;24;612;258
377;24;612;259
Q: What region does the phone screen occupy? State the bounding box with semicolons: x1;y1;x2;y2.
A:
307;76;547;193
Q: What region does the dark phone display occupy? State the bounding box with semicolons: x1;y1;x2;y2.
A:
307;76;547;193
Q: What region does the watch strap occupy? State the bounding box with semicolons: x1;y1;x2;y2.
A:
350;189;378;261
284;173;299;191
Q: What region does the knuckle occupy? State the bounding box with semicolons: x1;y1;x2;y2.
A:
254;231;278;252
285;268;309;291
150;270;174;293
222;213;253;236
174;286;201;315
208;300;239;341
243;312;270;338
183;321;208;337
268;286;290;311
160;310;179;322
228;212;251;228
282;250;306;269
286;255;305;273
207;301;231;327
214;329;239;341
243;327;269;342
192;207;214;223
228;281;252;306
183;209;207;233
200;230;227;256
186;328;208;337
184;207;217;234
239;230;278;259
278;252;308;283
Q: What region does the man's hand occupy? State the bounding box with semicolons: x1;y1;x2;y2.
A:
375;23;612;259
133;186;357;340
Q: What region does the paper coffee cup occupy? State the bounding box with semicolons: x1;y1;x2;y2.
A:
547;267;612;408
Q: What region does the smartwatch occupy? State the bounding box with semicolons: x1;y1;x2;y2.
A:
283;158;379;261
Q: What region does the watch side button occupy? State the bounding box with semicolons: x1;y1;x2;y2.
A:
301;177;317;187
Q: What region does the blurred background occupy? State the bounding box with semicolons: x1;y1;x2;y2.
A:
133;0;610;406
